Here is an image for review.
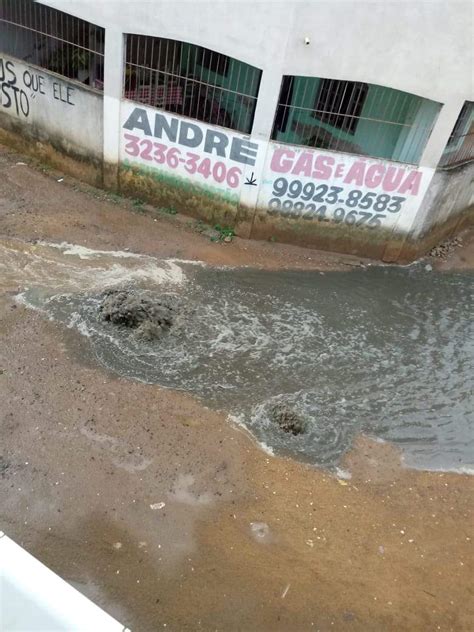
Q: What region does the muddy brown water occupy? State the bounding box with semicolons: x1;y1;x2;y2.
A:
2;238;473;474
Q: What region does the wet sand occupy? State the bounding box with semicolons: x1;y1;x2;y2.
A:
0;145;372;272
1;145;473;630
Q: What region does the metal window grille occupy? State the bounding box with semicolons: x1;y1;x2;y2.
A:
438;101;474;168
124;34;262;134
272;75;440;165
0;0;104;90
313;79;368;135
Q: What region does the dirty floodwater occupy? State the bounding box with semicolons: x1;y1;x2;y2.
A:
2;238;473;475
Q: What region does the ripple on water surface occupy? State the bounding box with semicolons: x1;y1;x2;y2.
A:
15;243;474;473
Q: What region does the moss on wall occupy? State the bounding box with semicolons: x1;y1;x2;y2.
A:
0;113;103;187
119;161;254;229
249;199;474;262
248;204;404;259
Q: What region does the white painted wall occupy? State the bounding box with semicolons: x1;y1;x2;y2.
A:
1;1;471;250
413;161;474;237
103;28;124;167
257;143;434;234
118;99;436;238
40;0;473;168
0;53;103;160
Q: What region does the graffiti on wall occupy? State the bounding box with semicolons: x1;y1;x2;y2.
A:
257;145;433;232
0;56;75;119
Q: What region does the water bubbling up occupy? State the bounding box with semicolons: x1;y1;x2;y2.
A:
4;239;473;473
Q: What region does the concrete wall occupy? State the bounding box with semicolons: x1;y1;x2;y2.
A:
0;53;103;182
41;0;473;167
412;162;474;238
118;99;439;259
118;101;263;230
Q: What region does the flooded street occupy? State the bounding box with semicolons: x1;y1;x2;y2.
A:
0;148;473;631
3;238;473;473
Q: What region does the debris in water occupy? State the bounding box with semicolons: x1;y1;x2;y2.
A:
335;467;352;480
270;403;306;435
150;502;166;510
250;522;271;542
99;288;181;341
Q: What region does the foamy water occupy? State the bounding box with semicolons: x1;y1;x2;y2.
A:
0;239;185;293
2;239;473;474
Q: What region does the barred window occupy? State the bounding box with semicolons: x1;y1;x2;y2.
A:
0;0;104;90
313;79;368;135
439;101;474;168
198;48;229;77
272;75;441;165
124;35;262;134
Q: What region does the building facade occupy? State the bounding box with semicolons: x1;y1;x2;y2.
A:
0;0;472;260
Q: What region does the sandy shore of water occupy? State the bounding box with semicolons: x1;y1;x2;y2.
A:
0;144;473;630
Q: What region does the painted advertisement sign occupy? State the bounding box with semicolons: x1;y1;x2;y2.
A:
120;101;264;208
120;101;434;235
257;144;434;233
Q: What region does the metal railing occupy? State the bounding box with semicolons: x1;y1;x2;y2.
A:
439;101;474;168
0;0;104;90
124;34;261;134
272;75;441;164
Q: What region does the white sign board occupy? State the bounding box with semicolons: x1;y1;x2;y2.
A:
120;100;265;209
257;143;434;233
119;100;434;236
